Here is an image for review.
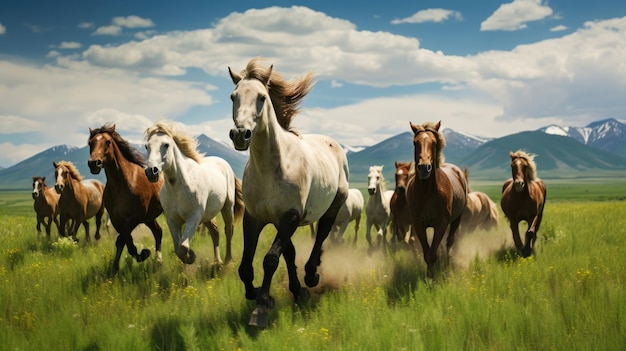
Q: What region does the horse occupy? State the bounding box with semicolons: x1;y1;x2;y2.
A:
390;161;414;245
228;58;349;327
53;161;105;242
87;124;164;273
329;188;364;245
405;121;468;277
459;169;499;236
500;150;547;257
365;165;394;251
144;121;245;265
32;176;60;237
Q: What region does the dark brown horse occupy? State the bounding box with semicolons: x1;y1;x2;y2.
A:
53;161;105;241
32;176;60;236
87;124;163;273
501;150;547;257
406;121;467;277
390;161;414;245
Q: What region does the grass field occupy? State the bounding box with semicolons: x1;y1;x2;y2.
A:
0;180;625;350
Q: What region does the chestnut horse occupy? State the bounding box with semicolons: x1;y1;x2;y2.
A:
501;150;547;257
32;176;60;236
390;161;414;245
229;58;349;327
88;124;163;273
406;121;467;277
53;161;105;242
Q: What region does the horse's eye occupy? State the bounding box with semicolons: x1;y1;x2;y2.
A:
144;144;148;150
163;143;169;149
259;95;266;102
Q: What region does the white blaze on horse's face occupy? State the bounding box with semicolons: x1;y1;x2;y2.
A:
229;78;268;151
144;133;169;183
512;158;526;192
54;166;65;194
32;179;41;199
415;132;434;180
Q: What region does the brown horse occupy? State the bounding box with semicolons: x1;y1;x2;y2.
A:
88;124;163;273
390;161;414;245
459;169;499;235
501;150;547;257
53;161;105;241
406;121;467;277
32;176;61;236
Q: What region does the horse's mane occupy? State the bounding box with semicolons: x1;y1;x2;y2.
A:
239;58;315;134
369;165;386;191
145;122;203;163
90;123;146;167
511;150;537;181
56;161;83;181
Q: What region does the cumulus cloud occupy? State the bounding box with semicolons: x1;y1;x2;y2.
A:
481;0;553;31
112;15;155;28
78;22;94;29
58;41;82;49
0;22;6;35
391;8;462;24
0;115;44;134
93;25;122;36
550;24;568;32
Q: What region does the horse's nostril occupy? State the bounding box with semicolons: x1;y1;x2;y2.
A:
229;129;236;141
244;129;252;140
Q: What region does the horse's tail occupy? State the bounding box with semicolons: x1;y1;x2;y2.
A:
233;176;245;222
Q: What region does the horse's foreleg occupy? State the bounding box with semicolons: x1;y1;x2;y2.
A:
523;212;543;257
283;239;307;305
353;215;361;247
44;216;53;236
82;220;90;242
145;219;163;262
94;208;104;240
510;220;524;255
112;234;125;274
58;214;67;237
239;211;263;301
177;213;203;265
446;216;462;255
365;220;374;248
426;224;448;278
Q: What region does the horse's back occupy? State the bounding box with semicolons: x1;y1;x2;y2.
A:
82;179;105;218
440;163;468;219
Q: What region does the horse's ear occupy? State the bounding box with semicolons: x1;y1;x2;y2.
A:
89;128;94;134
409;122;419;134
395;161;399;167
264;65;273;87
434;121;441;131
42;176;46;182
228;67;242;84
111;124;116;132
53;161;57;168
509;151;515;159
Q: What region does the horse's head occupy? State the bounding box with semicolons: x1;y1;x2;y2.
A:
509;151;536;192
394;161;413;195
228;63;273;151
367;165;384;195
53;162;66;194
87;126;114;174
144;131;171;183
410;121;443;180
32;176;45;200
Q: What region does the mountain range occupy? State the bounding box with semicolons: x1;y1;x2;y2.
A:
1;118;625;190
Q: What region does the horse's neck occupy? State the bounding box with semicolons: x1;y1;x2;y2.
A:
162;145;195;186
104;143;136;187
372;180;389;207
248;107;294;172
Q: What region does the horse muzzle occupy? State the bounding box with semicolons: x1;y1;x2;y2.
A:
368;187;376;195
514;180;525;192
54;184;63;194
87;159;103;174
229;128;252;151
32;192;38;200
144;166;161;183
417;164;432;179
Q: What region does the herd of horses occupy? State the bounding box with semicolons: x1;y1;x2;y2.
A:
31;58;546;328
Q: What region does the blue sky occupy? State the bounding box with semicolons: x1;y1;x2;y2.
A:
1;0;626;167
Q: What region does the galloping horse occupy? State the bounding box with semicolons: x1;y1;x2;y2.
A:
32;176;60;236
88;124;163;273
390;161;414;245
53;161;105;242
459;169;499;235
406;121;467;277
229;58;349;327
144;122;245;265
501;150;547;257
365;165;394;251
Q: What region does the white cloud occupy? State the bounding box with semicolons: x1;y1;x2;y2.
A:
93;25;122;36
112;15;155;28
78;22;94;29
0;115;44;134
550;25;568;32
0;142;54;167
58;41;82;49
0;22;6;35
46;50;61;58
391;8;462;24
481;0;553;31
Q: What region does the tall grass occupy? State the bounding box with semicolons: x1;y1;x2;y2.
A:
0;190;624;350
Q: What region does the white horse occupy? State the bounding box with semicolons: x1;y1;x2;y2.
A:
309;188;364;245
229;58;349;327
144;122;244;265
365;165;394;251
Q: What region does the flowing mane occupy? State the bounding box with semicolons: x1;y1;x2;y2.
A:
90;123;146;167
145;122;203;163
57;161;83;181
238;58;315;134
511;150;537;181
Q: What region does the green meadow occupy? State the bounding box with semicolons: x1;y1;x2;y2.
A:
0;180;625;350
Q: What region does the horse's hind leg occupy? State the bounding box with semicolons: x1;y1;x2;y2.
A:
221;206;235;263
94;208;104;240
283;239;307;304
205;219;222;265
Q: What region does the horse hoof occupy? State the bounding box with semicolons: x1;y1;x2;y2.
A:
176;247;196;264
95;233;101;240
296;288;310;306
138;249;151;262
304;273;320;287
249;305;270;328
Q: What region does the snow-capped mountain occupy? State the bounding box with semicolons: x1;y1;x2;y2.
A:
539;118;626;158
